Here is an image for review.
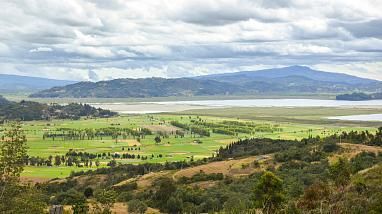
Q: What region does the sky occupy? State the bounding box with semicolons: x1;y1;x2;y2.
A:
0;0;382;81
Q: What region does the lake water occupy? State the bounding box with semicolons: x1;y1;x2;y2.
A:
146;99;382;108
328;114;382;122
90;99;382;122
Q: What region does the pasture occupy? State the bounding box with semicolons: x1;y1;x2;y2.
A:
0;107;379;180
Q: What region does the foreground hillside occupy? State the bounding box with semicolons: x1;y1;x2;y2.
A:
35;130;382;213
29;66;382;98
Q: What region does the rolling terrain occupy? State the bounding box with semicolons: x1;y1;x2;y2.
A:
29;66;382;98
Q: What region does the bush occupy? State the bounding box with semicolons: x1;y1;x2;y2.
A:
127;199;148;214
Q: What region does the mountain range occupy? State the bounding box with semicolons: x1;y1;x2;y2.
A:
0;74;76;93
14;66;382;98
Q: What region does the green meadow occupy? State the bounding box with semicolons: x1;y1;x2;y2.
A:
0;107;379;179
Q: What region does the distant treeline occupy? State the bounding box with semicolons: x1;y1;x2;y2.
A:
43;127;151;141
170;119;282;137
336;92;382;101
0;95;117;121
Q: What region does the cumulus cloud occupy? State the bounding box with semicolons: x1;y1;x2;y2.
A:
0;0;381;80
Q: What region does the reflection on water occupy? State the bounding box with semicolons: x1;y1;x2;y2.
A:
91;99;382;118
328;114;382;122
148;99;382;107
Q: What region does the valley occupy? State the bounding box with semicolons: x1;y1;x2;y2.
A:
3;105;378;181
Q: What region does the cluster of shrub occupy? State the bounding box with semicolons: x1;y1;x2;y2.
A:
42;127;152;141
25;148;166;168
170;121;210;137
177;172;224;184
172;118;282;137
335;128;382;146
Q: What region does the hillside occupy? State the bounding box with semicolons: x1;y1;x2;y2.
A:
0;74;76;93
29;78;243;98
29;66;382;98
0;95;116;121
37;130;382;213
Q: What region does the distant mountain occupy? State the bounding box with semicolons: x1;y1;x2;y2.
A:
29;78;242;98
29;66;382;98
196;66;378;85
0;74;76;93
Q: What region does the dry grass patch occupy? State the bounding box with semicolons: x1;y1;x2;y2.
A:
173;155;271;180
21;176;50;184
114;171;173;190
143;125;180;133
329;143;382;163
117;139;141;146
216;138;239;144
190;180;219;189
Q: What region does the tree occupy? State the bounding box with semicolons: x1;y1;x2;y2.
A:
127;199;148;214
223;195;250;214
0;123;46;213
107;159;117;167
0;123;27;182
166;196;183;214
154;136;161;144
94;189;117;214
54;155;62;166
329;157;351;189
72;201;89;214
84;187;94;198
298;181;330;211
254;171;285;214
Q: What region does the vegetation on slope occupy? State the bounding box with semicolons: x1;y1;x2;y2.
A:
0;95;117;121
29;66;382;98
34;129;382;213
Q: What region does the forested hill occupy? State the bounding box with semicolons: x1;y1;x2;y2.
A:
29;78;242;98
0;95;116;121
29;66;382;98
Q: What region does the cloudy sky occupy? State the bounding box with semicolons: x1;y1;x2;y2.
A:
0;0;382;81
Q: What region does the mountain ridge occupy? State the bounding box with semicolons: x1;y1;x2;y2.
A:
29;66;382;98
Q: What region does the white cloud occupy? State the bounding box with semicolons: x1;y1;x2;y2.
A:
0;0;381;80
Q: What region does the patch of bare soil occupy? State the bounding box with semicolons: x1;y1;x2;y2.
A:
143;125;180;133
20;176;50;184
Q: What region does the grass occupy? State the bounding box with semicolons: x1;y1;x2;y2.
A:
0;107;379;179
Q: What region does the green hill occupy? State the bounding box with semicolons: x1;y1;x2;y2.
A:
29;66;382;98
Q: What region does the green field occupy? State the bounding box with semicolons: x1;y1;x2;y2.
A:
1;106;380;180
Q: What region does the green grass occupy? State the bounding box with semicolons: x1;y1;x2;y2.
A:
0;107;379;179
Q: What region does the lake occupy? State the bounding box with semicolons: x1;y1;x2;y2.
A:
328;114;382;122
147;99;382;108
90;99;382;115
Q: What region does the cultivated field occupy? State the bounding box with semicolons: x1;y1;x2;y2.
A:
0;106;379;180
